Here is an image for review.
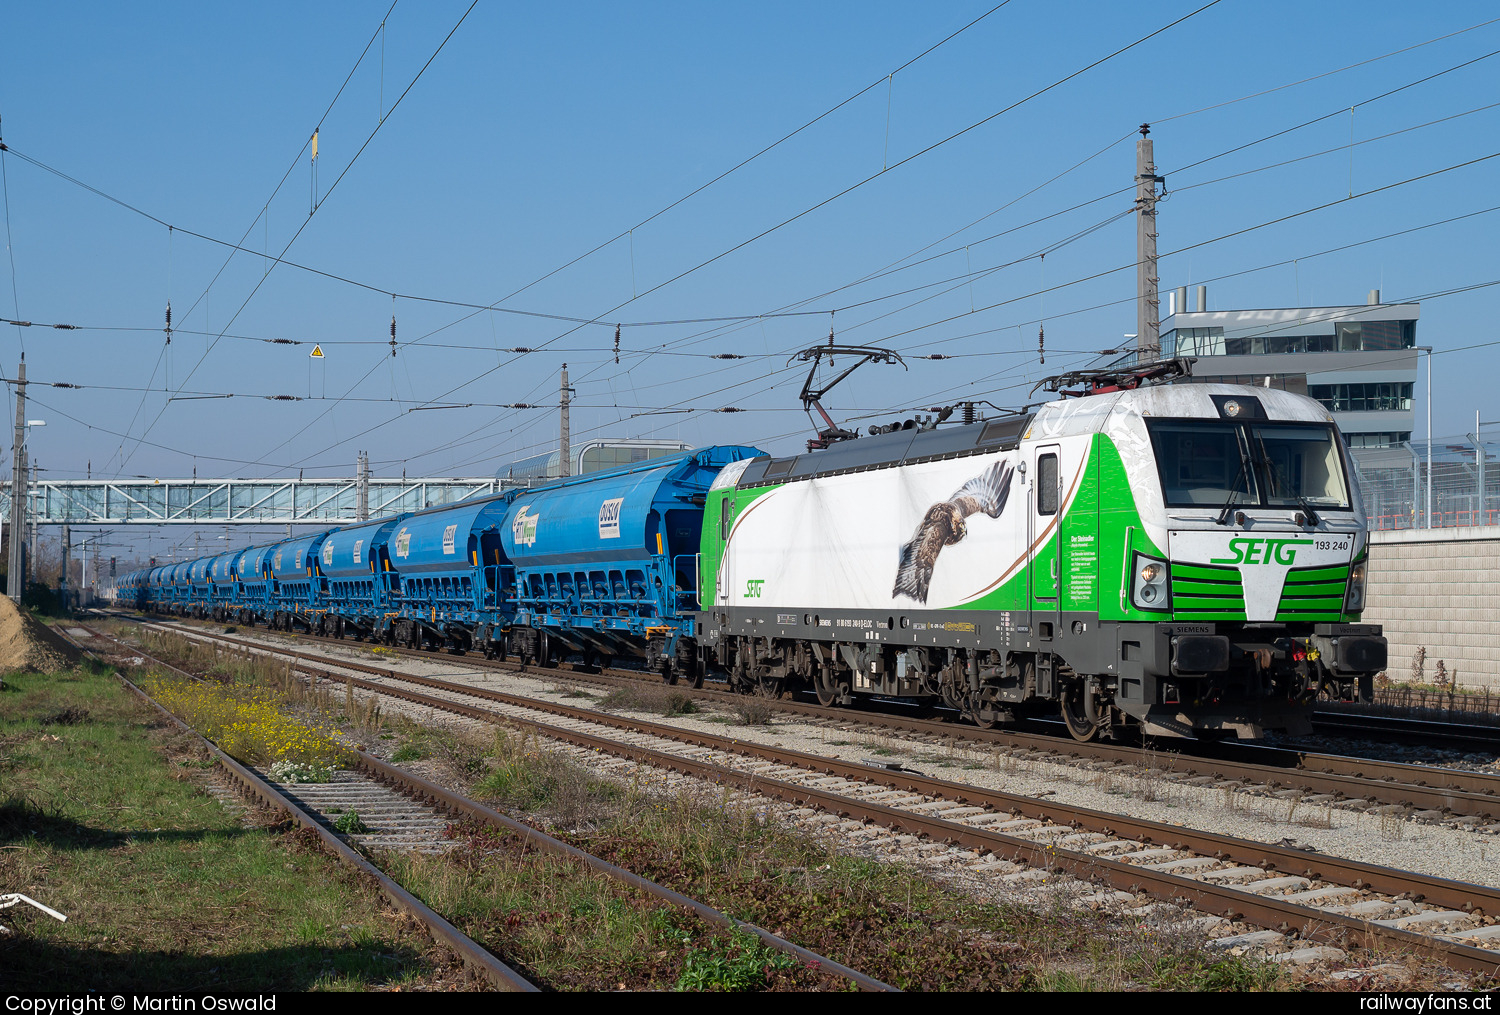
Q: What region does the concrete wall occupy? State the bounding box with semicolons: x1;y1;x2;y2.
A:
1364;525;1500;689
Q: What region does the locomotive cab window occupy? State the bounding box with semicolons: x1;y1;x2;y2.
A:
1147;420;1350;509
1037;454;1059;515
1251;424;1350;508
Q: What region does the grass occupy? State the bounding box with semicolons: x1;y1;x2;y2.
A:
472;730;622;827
0;660;454;991
388;726;1303;992
597;684;699;718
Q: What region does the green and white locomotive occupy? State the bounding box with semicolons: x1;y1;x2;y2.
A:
696;366;1385;740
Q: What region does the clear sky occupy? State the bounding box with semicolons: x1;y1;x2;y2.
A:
3;1;1499;560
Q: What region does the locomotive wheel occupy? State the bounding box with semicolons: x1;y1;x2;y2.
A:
1060;682;1098;742
963;698;1005;730
814;668;845;707
756;673;784;699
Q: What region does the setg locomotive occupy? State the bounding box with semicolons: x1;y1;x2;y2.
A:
120;371;1386;741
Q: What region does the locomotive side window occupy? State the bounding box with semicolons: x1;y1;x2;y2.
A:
1037;454;1059;515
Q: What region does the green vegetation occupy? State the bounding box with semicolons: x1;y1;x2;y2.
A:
388;726;1292;991
676;931;799;991
333;810;369;835
0;662;448;990
390;744;425;763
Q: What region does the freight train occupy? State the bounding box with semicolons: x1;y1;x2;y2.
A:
118;370;1386;741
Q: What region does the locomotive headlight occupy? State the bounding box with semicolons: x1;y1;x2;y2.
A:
1131;553;1170;612
1344;560;1367;613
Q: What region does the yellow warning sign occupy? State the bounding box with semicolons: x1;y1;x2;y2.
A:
310;344;324;359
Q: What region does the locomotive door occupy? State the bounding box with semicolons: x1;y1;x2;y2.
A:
715;497;734;605
1030;445;1062;603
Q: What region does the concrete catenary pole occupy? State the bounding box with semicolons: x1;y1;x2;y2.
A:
60;524;69;605
1135;125;1162;363
559;363;572;478
7;358;25;601
355;450;370;522
28;459;37;579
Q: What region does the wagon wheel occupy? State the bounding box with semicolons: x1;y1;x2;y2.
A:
1059;681;1099;742
661;659;678;686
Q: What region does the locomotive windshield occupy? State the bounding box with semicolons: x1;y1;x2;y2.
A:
1148;420;1350;509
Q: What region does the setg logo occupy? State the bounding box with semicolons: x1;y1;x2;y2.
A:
745;579;765;598
1210;537;1313;566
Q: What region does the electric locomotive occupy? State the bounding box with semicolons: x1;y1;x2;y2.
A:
697;369;1386;740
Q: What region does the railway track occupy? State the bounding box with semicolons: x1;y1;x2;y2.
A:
114;618;1500;977
1311;708;1500;751
122;613;1500;827
67;624;897;993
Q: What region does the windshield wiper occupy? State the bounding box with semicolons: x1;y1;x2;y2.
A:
1253;431;1318;525
1216;455;1250;526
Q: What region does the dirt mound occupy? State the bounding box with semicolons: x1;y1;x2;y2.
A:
0;596;82;674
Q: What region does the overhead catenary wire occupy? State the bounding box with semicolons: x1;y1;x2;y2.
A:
104;2;401;474
113;0;478;476
23;5;1500;485
7;23;1492;366
263;1;1227;476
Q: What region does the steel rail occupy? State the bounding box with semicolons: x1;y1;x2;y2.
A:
300;662;1500;977
82;623;898;993
131;616;1500;817
111;672;538;992
349;751;897;991
299;658;1500;917
108;617;1500;974
1313;710;1500;749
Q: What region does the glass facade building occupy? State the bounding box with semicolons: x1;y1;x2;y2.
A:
496;439;691;485
1153;296;1420;452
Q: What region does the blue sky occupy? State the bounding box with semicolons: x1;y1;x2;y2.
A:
2;0;1498;537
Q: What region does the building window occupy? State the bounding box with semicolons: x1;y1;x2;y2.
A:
1221;322;1413;356
1173;327;1225;357
1188;373;1307;395
1346;432;1413;448
1335;320;1415;352
1308;382;1413;413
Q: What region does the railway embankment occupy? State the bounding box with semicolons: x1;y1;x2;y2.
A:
0;656;460;990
